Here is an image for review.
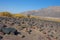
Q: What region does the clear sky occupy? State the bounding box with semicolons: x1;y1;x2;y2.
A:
0;0;60;13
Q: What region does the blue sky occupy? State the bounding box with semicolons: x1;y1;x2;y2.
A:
0;0;60;13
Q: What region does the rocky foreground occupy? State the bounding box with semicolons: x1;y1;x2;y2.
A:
0;16;60;40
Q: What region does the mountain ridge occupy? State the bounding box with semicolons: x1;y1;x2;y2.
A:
21;6;60;18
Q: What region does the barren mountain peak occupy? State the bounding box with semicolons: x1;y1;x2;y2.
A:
22;6;60;18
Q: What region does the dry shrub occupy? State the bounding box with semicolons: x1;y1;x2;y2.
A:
0;12;12;17
12;14;27;18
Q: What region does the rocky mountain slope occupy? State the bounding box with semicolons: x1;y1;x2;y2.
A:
22;6;60;18
0;8;60;40
0;15;59;40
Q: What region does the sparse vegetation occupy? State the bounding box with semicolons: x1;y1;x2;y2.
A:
0;12;60;22
0;12;60;40
0;12;12;17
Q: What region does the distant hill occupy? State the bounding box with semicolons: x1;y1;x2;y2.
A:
21;6;60;18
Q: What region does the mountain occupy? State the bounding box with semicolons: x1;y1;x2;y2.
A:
21;6;60;18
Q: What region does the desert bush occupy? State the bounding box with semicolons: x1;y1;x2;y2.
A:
12;14;26;18
0;12;12;17
21;35;25;38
